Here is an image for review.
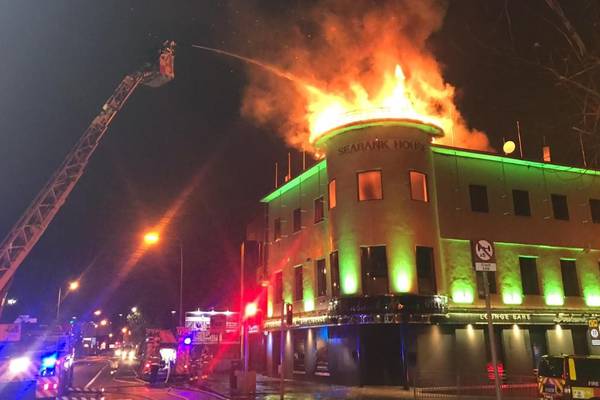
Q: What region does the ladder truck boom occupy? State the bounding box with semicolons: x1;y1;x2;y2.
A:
0;41;176;305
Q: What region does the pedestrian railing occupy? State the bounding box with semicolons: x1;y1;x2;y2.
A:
412;372;538;399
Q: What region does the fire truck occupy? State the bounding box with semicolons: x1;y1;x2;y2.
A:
0;323;74;399
137;329;178;383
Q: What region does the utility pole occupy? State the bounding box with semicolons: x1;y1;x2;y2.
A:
56;287;62;321
471;239;502;400
240;242;245;361
280;302;285;400
484;271;502;400
179;241;184;326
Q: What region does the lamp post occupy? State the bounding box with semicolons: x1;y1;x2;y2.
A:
56;280;79;320
143;231;184;326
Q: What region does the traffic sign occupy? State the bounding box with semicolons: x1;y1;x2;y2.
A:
471;239;497;271
589;319;600;346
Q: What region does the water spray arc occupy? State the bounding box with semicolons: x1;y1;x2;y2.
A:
191;44;326;97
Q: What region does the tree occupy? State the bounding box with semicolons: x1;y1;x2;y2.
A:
126;310;147;344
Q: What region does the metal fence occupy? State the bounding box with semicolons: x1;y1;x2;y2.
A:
412;372;538;399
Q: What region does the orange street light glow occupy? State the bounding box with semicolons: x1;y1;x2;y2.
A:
94;310;102;316
143;232;160;245
68;281;79;291
100;319;108;326
121;327;128;334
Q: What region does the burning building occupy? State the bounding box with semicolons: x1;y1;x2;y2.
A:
244;118;600;386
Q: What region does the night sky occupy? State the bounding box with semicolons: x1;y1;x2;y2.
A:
0;1;594;325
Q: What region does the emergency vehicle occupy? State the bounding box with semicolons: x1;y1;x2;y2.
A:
537;355;600;399
0;323;73;399
137;329;177;383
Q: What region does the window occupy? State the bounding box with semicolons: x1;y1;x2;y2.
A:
358;170;383;201
330;251;340;298
328;179;337;209
316;259;327;297
314;197;324;223
273;218;282;241
560;259;580;297
274;271;283;303
294;265;303;301
519;257;540;295
410;171;428;202
416;246;436;295
590;199;600;223
512;189;531;216
361;246;388;279
476;271;497;299
551;194;569;220
469;184;489;212
361;245;388;295
293;208;302;233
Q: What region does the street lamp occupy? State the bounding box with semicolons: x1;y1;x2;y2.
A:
94;309;102;316
56;280;80;320
142;231;184;326
131;306;138;314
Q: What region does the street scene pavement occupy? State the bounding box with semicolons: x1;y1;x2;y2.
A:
68;356;221;400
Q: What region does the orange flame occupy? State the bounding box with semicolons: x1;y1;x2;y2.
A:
306;64;456;143
238;0;491;152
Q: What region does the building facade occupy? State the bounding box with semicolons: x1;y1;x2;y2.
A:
246;119;600;386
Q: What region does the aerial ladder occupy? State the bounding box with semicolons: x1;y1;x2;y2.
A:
0;41;176;314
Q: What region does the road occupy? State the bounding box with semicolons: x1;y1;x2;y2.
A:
68;356;222;400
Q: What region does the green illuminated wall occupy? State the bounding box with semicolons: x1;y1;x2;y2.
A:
441;238;600;309
388;232;414;293
442;239;476;304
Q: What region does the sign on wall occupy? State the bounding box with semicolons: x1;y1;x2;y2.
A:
589;319;600;346
471;239;497;272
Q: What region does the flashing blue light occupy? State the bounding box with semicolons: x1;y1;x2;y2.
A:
41;354;57;369
183;337;192;345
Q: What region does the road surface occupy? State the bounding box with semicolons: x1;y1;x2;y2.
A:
68;356;222;400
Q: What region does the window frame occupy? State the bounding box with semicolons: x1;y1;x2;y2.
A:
357;170;383;202
315;258;327;298
273;217;282;241
519;256;540;296
294;265;304;301
416;246;436;295
292;208;302;233
409;170;429;203
274;271;283;304
469;184;489;213
560;259;580;297
360;245;389;279
590;198;600;224
512;189;531;217
551;194;570;221
328;179;337;209
314;196;325;223
330;251;340;298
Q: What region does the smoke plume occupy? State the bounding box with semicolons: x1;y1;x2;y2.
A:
235;0;490;152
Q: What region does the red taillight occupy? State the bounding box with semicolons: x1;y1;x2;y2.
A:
145;363;150;369
43;383;49;390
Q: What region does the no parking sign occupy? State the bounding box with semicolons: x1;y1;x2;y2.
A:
471;239;497;272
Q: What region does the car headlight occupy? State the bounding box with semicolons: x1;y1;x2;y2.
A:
115;349;122;357
9;357;31;374
128;350;135;360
